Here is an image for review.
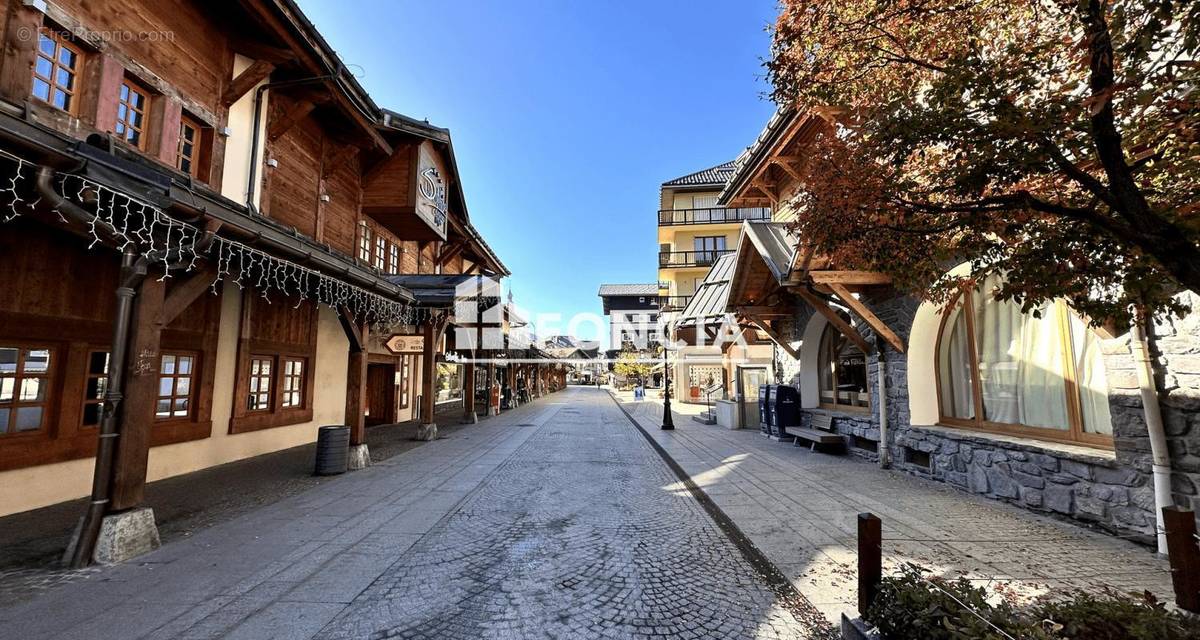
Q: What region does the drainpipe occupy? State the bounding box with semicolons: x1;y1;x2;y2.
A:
69;248;146;568
877;344;891;468
1132;309;1171;555
245;74;338;210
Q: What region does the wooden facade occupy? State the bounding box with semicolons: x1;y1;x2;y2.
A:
0;0;530;544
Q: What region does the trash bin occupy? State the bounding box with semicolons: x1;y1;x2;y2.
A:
315;425;350;476
771;385;800;439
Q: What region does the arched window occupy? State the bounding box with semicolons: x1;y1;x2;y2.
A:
818;322;870;411
936;275;1112;446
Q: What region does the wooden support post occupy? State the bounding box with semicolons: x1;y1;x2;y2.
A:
345;324;368;446
420;320;438;427
1163;506;1200;613
857;512;883;617
109;277;167;511
463;361;476;421
487;362;497;415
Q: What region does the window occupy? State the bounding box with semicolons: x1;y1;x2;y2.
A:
177;115;201;177
435;363;464;403
248;356;273;411
399;356;411;409
82;351;109;427
115;79;150;148
375;236;387;270
156;353;195;420
388;244;399;274
818;322;870;410
693;236;726;264
281;358;304;408
0;346;52;433
32;30;80;112
358;222;372;263
936;275;1113;446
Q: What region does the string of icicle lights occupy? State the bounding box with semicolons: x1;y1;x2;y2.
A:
0;149;422;328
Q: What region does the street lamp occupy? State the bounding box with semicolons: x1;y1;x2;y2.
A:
661;344;674;430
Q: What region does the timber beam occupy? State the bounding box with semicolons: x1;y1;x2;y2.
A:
222;60;275;107
827;284;905;353
792;288;871;354
742;315;800;360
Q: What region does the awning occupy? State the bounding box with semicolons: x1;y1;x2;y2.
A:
386;274;500;308
676;253;737;327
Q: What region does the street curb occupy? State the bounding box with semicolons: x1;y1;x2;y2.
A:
606;391;837;638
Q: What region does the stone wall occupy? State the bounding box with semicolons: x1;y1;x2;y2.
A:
780;287;1200;541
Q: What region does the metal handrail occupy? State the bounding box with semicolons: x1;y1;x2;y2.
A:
658;207;771;226
658;295;692;310
658;249;734;268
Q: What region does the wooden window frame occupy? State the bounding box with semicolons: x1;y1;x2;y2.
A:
176;113;204;178
247;355;274;413
154;351;197;422
934;290;1113;449
374;236;387;271
817;323;871;413
80;349;108;428
115;77;152;150
281;357;306;409
388;243;400;274
0;344;55;435
399;355;411;409
358;222;372;263
229;293;317;434
31;28;82;114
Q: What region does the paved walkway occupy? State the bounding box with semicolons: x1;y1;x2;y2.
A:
617;393;1175;624
0;404;478;605
0;388;832;639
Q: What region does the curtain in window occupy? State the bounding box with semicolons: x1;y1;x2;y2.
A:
938;302;975;419
1070;313;1114;435
971;279;1069;430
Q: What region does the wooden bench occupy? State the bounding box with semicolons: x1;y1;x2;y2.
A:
784;414;845;451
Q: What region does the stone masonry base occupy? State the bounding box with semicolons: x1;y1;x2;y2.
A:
348;444;371;470
93;507;161;565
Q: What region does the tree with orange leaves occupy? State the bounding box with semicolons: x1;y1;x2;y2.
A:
768;0;1199;324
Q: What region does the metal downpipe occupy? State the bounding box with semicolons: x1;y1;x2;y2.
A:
877;344;890;469
69;249;146;568
1132;311;1172;555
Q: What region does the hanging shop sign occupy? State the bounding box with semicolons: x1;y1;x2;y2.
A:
385;334;425;354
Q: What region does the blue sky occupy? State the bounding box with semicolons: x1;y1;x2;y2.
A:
301;0;779;345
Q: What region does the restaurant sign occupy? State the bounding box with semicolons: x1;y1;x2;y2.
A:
385;334;424;354
418;166;448;232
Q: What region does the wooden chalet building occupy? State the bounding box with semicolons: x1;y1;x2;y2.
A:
0;0;554;564
718;109;1200;547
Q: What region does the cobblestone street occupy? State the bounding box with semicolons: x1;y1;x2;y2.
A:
0;388;832;639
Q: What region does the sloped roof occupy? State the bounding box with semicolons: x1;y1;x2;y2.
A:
676;253;737;327
662;161;736;188
741;221;796;285
597;283;660;296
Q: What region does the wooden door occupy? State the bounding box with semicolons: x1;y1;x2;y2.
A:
366;363;395;426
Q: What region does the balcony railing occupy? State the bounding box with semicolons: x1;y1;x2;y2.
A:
658;295;693;310
659;249;734;268
658;207;771;226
